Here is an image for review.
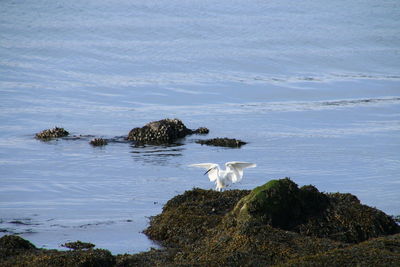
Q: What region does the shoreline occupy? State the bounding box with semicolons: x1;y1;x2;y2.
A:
2;178;399;266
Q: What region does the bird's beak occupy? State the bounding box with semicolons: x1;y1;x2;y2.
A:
204;168;212;175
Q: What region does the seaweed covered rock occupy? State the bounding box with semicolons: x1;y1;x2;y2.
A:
298;192;400;243
232;178;399;243
35;127;69;140
1;249;115;267
144;184;342;266
196;137;246;148
0;236;115;267
281;233;400;266
127;118;208;144
0;235;36;260
144;188;250;247
0;235;36;251
142;179;400;266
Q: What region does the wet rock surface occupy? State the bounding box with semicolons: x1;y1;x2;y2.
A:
196;137;247;147
127;118;209;144
35;127;69;140
2;179;399;266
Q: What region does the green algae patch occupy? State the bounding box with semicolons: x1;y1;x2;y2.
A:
233;178;329;230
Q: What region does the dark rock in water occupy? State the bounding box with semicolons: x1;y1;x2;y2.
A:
127;118;209;144
191;127;209;134
62;240;95;250
35;127;69;140
89;138;108;146
196;137;246;148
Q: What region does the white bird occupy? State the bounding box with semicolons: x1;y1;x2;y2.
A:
189;161;256;191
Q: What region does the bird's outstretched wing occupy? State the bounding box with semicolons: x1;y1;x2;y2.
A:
189;163;219;182
225;161;256;183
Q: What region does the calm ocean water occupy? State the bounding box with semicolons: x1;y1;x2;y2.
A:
1;0;399;254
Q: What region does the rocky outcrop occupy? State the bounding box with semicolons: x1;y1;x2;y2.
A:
140;178;400;266
127;118;208;144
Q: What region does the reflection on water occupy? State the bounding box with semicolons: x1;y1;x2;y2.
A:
130;143;184;166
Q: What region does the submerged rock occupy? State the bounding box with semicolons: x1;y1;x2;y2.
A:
127;118;209;144
62;240;95;250
90;138;108;146
35;127;69;140
196;137;246;148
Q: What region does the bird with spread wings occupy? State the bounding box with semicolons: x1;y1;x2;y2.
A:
189;161;256;191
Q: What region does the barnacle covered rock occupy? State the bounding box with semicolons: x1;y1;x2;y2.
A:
127;118;208;144
35;127;69;140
